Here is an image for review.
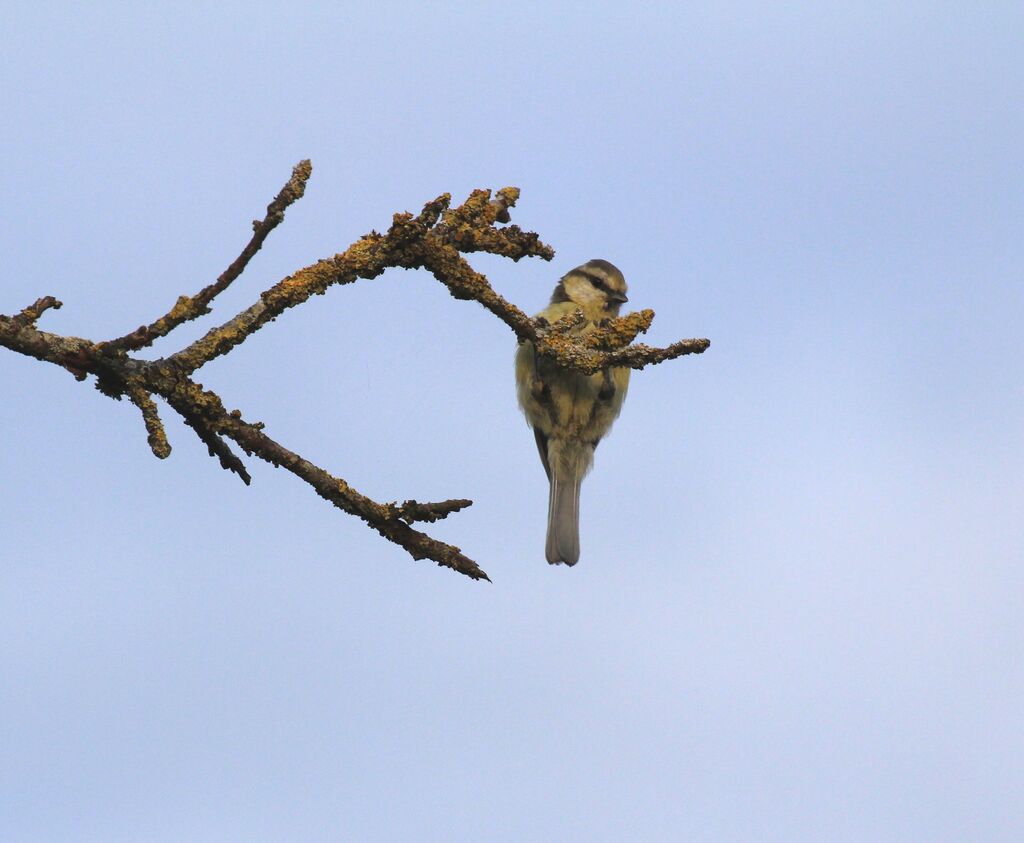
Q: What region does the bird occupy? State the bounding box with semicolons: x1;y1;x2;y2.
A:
515;259;631;565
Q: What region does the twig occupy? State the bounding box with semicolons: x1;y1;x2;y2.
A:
163;188;554;375
160;381;252;485
14;296;62;327
126;387;172;459
602;337;712;370
393;498;473;524
219;413;489;581
100;160;313;352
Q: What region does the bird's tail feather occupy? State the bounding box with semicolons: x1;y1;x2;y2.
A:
546;469;582;566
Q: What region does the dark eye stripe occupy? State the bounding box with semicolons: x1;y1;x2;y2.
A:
581;271;610;291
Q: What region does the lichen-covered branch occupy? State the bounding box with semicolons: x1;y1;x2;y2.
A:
14;295;63;326
529;309;711;375
126;386;171;459
216;411;488;580
392;498;474;524
164;187;555;375
0;160;709;582
99;160;313;354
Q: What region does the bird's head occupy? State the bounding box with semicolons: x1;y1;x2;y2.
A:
552;259;629;319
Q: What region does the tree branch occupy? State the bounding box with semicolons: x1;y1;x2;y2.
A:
99;160;313;353
216;409;489;581
14;296;63;327
126;386;172;459
1;160;709;581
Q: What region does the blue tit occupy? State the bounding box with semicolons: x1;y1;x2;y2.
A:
514;259;631;565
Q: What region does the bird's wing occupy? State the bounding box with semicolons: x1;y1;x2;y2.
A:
533;427;551;480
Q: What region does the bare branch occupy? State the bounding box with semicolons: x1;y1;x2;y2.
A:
420;245;540;336
14;296;62;327
126;387;172;459
0;314;95;375
601;337;712;369
165;187;555;375
1;160;709;582
160;381;252;485
100;160;313;353
392;498;474;524
218;413;489;580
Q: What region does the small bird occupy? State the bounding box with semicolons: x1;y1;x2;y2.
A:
515;259;631;565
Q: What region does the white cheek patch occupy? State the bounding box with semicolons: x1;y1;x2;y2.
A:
564;277;605;307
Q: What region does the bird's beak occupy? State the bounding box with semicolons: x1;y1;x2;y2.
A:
609;291;628;304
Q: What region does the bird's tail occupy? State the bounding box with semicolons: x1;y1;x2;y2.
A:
546;465;583;566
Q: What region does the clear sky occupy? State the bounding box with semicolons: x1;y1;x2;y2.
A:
2;3;1022;841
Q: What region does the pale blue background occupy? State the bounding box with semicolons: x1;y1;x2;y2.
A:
2;3;1022;841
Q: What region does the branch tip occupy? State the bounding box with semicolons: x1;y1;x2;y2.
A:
14;296;63;326
491;187;520;223
395;497;473;524
100;159;315;353
127;388;172;459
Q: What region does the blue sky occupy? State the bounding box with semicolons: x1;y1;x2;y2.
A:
2;3;1022;840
